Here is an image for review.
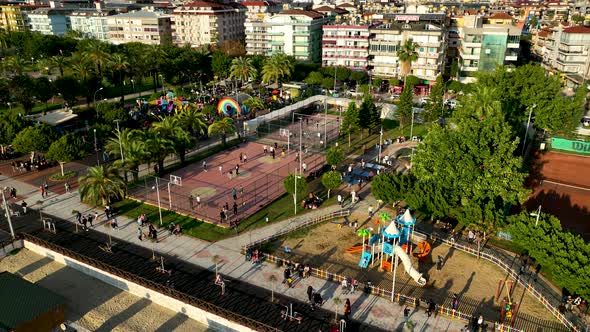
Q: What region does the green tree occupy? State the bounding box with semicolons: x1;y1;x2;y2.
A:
341;102;360;147
48;55;68;77
321;77;334;90
242;97;265;114
389;78;401;87
177;107;207;138
97;103;129;127
153;116;195;164
398;39;419;78
12;124;59;154
9;75;36;114
396;83;414;135
109;53;129;102
358;94;380;137
229;56;256;84
507;212;590;299
412;86;529;231
529;17;538;29
304;71;324;86
325;146;344;169
423;75;444;122
46;134;87;176
34;77;55;114
78;164;126;206
446;80;463;93
80;39;110;79
0;111;29;152
405;75;420;87
208;117;236;145
106;128;145;182
261;53;294;84
283;173;307;213
450;58;459;79
54;76;80;107
212;50;231;79
371;172;415;205
321;171;342;198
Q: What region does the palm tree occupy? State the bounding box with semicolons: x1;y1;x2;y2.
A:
145;45;168;93
229;56;256;86
261;53;294;84
5;56;26;75
109;53;129;102
153;116;194;164
208;117;236;145
268;274;278;302
78;165;126;206
82;40;111;79
48;55;69;77
177;107;207;138
332;296;342;323
398;39;419;79
243;97;265;115
106;128;146;182
357;229;371;254
143;129;174;176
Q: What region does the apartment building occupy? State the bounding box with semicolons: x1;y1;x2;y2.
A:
265;10;327;62
107;10;172;45
28;7;72;35
368;22;446;82
171;1;246;47
321;24;371;70
0;5;47;32
244;1;281;55
457;15;521;83
535;25;590;86
69;9;114;41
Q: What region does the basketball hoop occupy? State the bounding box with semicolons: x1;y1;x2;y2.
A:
170;175;182;186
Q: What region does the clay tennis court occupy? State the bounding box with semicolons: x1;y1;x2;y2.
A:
128;141;325;226
527;151;590;239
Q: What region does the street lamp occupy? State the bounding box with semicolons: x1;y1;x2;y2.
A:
294;174;302;215
378;126;383;163
410;108;417;140
130;79;135;96
152;177;163;225
530;205;542;227
114;119;124;163
93;129;100;166
521;104;537;158
158;74;164;91
1;190;15;239
94;87;104;117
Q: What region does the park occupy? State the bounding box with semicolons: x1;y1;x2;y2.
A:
0;32;589;332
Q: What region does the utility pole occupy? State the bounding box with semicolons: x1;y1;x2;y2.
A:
1;191;15;239
114;120;124;163
521;104;537;158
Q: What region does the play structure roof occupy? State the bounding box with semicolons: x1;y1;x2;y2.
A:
383;222;400;239
397;209;416;226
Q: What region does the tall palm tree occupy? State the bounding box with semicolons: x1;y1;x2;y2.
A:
81;40;111;79
145;45;168;93
78;164;126;206
261;53;294;84
5;56;26;75
208;117;236;145
70;60;97;106
332;297;342;323
243;97;265;115
106;128;145;182
229;56;256;85
398;39;419;79
109;53;129;102
153;116;194;164
177;107;207;138
143;128;174;176
47;55;69;77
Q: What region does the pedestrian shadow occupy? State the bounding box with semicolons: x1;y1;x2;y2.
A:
95;297;151;332
15;256;53;277
239;262;263;280
154;311;189;332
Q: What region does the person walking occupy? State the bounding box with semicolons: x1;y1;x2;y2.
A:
76;211;82;223
219;165;223;174
235;164;239;176
64;181;70;194
21;201;27;214
202;160;207;171
239;152;243;163
343;299;351;321
404;306;411;323
196;194;201;208
243;153;247;163
451;294;459;311
302;163;307;173
263;145;267;155
43;182;49;197
39;185;45;198
232;188;237;201
93;211;99;226
307;285;314;304
426;299;436;317
138;226;143;241
233;201;238;216
189;194;194;210
368;205;374;218
337;194;342;207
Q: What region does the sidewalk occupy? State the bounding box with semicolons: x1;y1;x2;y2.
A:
0;174;467;331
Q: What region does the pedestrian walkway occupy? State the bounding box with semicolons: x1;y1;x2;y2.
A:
0;174;467;331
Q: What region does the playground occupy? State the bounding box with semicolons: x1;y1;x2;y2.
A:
267;207;566;331
127;141;325;225
527;151;590;239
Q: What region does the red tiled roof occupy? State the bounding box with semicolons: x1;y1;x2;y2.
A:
280;9;324;19
488;12;512;20
183;1;228;9
563;26;590;34
337;3;355;8
242;1;273;6
314;6;335;12
537;29;550;37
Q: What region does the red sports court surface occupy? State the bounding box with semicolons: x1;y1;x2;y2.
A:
128;141;324;226
527;151;590;239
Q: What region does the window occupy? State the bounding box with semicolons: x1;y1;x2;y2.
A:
429;47;435;53
419;47;425;52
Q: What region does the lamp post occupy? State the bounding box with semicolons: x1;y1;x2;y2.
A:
130;79;135;96
521;104;537;158
1;191;15;239
93;129;99;166
159;74;164;91
94;87;104;117
153;177;163;225
294;174;302;215
114;119;124;163
378;126;383;163
410;108;416;141
530;205;542;227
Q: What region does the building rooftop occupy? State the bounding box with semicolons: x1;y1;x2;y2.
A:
30;8;73;15
241;1;276;6
488;12;513;20
336;3;355;8
0;272;65;330
279;9;324;19
181;1;230;10
563;26;590;34
111;10;169;19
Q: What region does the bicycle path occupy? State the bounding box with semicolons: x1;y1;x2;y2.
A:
0;174;467;331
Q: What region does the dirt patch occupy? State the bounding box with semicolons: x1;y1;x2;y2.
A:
267;217;566;331
0;249;208;332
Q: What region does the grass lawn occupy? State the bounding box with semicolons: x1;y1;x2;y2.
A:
115;170;339;242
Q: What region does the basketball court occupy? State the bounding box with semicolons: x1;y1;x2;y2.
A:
127;141;325;226
527;151;590;239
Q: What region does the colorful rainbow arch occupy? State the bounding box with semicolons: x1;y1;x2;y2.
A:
217;97;241;116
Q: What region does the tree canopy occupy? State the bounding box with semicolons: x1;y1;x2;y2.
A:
284;173;307;212
396;83;414;134
46;134;87;175
325;146;344;168
358;94;380;131
12;124;59;153
423;75;444;122
321;171;342;198
341;102;361;146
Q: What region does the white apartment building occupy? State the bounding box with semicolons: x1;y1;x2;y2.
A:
107;9;172;45
265;10;327;62
322;24;371;70
368;22;446;82
244;1;281;55
28;8;71;35
458;15;520;83
69;9;114;41
172;1;246;47
535;25;590;86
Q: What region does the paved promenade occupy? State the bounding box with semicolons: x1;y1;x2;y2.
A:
0;174;467;331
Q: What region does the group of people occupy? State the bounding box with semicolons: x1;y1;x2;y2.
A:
75;211;98;231
301;192;322;210
11;157;53;174
3;186;17;200
282;262;312;288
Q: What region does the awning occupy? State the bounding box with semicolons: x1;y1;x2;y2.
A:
36;110;78;126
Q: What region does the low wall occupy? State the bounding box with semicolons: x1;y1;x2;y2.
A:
23;240;256;332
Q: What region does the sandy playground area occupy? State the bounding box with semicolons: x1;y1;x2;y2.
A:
0;249;208;332
268;213;567;332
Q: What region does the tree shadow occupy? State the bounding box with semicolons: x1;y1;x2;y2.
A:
15;256;54;278
95;297;151;331
154;312;189;332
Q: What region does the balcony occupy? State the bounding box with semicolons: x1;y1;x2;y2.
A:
462;53;479;60
505;55;518;61
463;41;481;48
507;43;520;49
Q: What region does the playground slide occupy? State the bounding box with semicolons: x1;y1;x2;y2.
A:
394;245;427;286
358;252;372;268
413;241;431;259
345;245;366;254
